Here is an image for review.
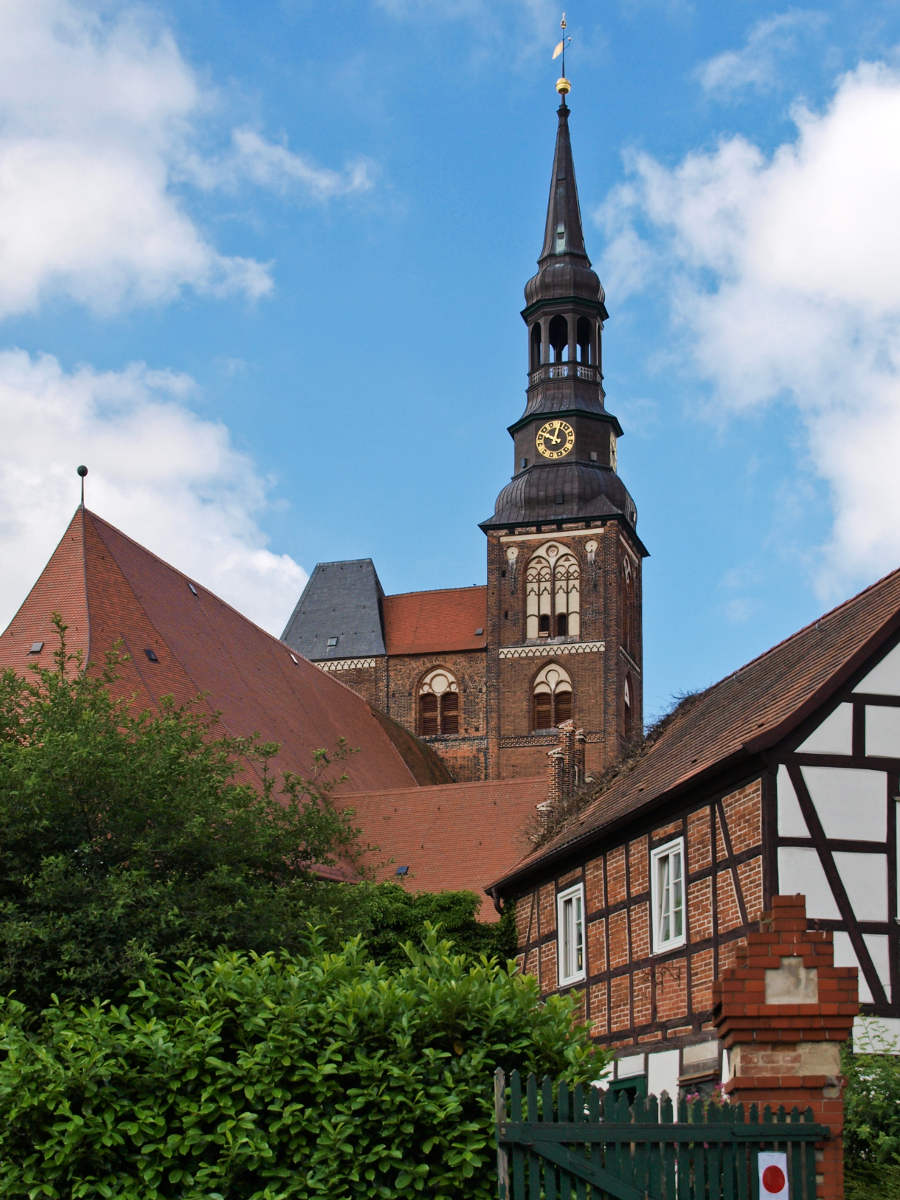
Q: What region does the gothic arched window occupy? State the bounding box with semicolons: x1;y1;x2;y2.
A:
525;543;580;639
532;663;573;731
418;668;459;736
622;556;635;656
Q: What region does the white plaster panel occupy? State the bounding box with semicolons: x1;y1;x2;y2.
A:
615;1054;644;1080
866;704;900;758
832;932;872;1004
853;1016;900;1052
777;847;840;919
647;1049;680;1102
854;642;900;696
797;703;853;754
833;851;887;922
777;765;808;837
862;934;891;1002
682;1039;719;1067
801;766;886;841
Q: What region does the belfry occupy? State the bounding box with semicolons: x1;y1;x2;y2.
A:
283;82;646;783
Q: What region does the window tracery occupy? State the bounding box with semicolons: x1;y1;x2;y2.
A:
525;542;580;639
418;668;459;736
532;662;573;731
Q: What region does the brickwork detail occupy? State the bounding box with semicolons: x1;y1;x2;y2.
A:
714;894;859;1200
316;657;377;671
498;641;606;659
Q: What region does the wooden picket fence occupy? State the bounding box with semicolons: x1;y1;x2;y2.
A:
494;1070;827;1200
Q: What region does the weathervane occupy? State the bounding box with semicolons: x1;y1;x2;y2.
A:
552;12;572;97
77;464;88;508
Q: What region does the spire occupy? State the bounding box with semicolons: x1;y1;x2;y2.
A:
538;99;588;265
524;98;606;315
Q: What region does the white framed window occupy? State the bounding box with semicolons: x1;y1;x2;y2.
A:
557;883;585;985
651;838;686;952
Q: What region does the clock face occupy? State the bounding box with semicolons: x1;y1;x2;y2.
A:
535;418;575;460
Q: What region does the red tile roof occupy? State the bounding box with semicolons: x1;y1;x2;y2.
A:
494;564;900;892
382;586;487;655
340;776;547;919
0;509;444;794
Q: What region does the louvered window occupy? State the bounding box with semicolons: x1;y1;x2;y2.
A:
418;668;460;737
419;692;439;736
532;663;573;731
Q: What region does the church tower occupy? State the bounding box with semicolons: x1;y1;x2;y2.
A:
481;83;647;781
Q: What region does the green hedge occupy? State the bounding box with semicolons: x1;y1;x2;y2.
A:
0;930;604;1199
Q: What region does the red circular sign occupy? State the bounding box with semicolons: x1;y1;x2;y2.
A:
762;1165;787;1194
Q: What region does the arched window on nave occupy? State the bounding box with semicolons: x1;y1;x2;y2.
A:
418;667;460;736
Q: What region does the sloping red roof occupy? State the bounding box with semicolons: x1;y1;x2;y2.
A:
494;564;900;891
0;509;442;794
340;776;546;919
382;586;487;655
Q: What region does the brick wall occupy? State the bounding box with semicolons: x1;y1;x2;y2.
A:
509;777;766;1065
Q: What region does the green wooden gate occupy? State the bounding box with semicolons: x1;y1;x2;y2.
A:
494;1070;827;1200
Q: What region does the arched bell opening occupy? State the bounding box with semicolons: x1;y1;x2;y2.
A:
530;322;543;370
576;316;593;364
549;314;568;364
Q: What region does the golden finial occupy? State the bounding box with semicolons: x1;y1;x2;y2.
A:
552;13;572;96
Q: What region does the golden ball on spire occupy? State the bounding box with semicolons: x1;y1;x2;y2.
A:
555;76;571;95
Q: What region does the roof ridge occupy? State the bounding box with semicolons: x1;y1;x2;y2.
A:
85;512;222;725
84;508;305;656
691;563;900;699
385;584;487;600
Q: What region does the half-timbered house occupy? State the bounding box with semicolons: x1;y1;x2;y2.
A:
490;567;900;1100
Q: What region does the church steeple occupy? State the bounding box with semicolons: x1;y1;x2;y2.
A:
482;94;641;538
535;99;591;277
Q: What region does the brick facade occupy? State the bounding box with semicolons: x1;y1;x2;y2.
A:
512;777;765;1071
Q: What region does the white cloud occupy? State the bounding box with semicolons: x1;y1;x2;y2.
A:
0;350;306;635
696;10;828;99
598;60;900;599
0;0;377;318
201;129;376;200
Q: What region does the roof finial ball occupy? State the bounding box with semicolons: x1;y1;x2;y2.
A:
552;12;572;99
76;464;88;508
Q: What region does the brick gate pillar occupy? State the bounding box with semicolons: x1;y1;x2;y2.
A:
712;895;859;1200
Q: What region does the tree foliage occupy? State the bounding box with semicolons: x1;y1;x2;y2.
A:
843;1022;900;1200
0;930;605;1198
0;622;521;1009
0;621;366;1008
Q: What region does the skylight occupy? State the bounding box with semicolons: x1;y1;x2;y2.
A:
28;641;43;654
187;581;198;596
144;648;159;662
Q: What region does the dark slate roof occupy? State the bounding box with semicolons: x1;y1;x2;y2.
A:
281;558;386;660
482;461;643;537
524;101;606;315
491;564;900;893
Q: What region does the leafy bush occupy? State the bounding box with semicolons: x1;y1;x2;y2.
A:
0;930;604;1199
0;622;522;1011
352;883;516;969
843;1022;900;1200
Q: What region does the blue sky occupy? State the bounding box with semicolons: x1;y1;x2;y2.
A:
3;0;900;723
